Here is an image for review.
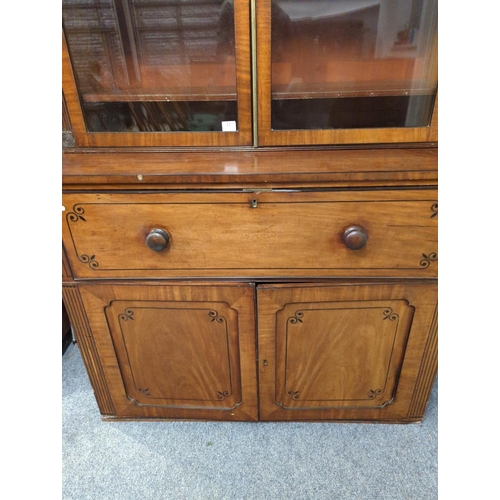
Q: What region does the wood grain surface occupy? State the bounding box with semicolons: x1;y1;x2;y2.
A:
62;147;437;188
61;0;438;424
257;282;438;421
62;189;438;279
63;284;115;415
74;282;258;421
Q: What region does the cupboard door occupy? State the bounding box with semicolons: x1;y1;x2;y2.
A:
62;0;252;147
257;0;438;146
63;282;258;421
257;282;437;422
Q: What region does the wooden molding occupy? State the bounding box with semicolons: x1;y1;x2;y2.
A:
407;303;438;419
62;284;115;415
62;245;73;280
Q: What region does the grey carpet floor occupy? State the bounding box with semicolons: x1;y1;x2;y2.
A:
62;343;438;500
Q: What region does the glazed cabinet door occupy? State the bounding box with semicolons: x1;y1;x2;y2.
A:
62;282;258;421
62;0;252;147
257;282;437;422
257;0;438;146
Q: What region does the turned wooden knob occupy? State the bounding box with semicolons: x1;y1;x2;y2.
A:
146;228;170;252
342;226;368;250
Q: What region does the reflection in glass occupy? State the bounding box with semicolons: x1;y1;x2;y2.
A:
63;0;238;132
271;0;438;130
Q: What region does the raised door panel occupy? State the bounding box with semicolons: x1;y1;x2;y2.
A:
274;299;413;410
257;282;437;422
106;300;241;409
69;282;258;421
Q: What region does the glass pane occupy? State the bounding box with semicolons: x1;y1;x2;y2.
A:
271;0;438;130
63;0;238;133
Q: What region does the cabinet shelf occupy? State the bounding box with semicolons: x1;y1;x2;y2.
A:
272;80;436;100
83;82;433;104
77;61;238;104
82;89;237;103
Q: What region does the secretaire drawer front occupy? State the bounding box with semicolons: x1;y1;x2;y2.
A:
62;190;437;279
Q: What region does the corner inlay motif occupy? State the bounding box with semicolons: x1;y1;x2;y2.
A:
288;311;304;324
383;308;399;321
79;254;99;269
430;203;438;218
420;252;437;268
118;309;134;321
209;310;226;323
368;389;383;399
67;205;86;223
